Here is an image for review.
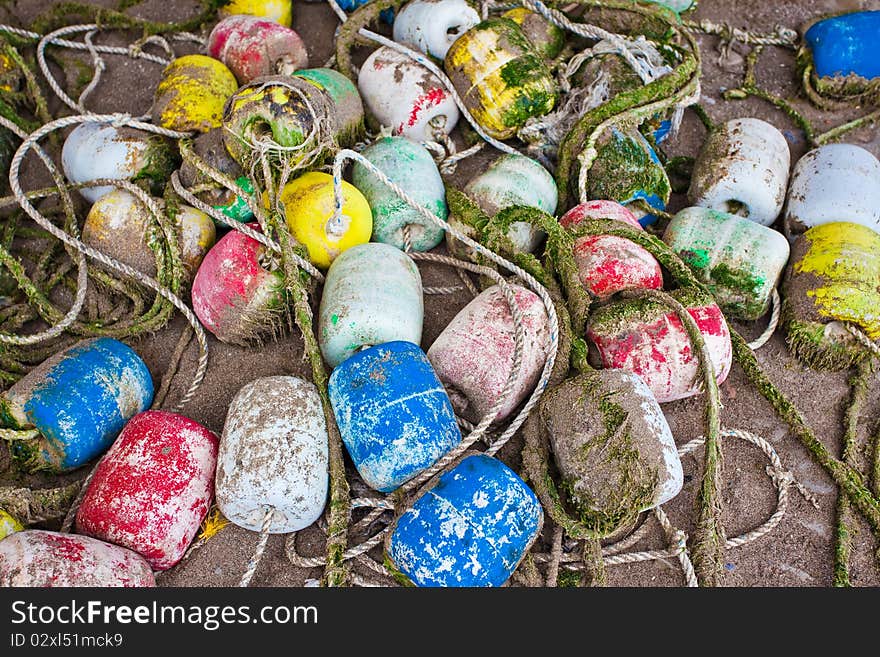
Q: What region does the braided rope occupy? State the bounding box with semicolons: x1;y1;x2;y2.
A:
683;18;799;49
239;506;274;587
845;323;880;361
747;288;781;351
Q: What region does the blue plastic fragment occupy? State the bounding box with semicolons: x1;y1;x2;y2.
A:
805;11;880;81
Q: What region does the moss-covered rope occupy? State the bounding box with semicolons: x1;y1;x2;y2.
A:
334;0;410;81
31;0;225;36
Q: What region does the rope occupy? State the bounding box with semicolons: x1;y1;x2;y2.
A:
239;506;274;587
846;324;880;361
747;288;781;351
683;18;799;49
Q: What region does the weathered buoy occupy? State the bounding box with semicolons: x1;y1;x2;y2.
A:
560;200;663;300
587;289;732;403
1;338;153;473
803;11;880;99
207;15;308;84
501;8;565;60
351;136;446;251
784;144;880;237
318;243;423;368
644;0;694;12
393;0;480;60
0;530;156;587
0;509;21;541
358;46;460;142
216;376;328;533
445;17;558;140
277;171;372;269
585;127;671;226
76;410;218;571
783;221;880;370
688;117;790;226
82;189;215;282
663;207;790;320
292;68;365;145
219;0;292;27
191;223;287;345
428;283;550;423
336;0;395;22
328;341;461;493
386;453;542;587
543;369;683;534
61;121;178;204
463;153;558;252
151;54;239;133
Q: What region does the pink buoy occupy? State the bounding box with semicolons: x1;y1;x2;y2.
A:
76;410;218;571
427;284;550;423
207;15;309;84
560;200;663;300
587;290;732;403
0;530;155;587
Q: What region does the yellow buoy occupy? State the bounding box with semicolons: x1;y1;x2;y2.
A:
219;0;292;27
0;509;21;540
152;55;239;133
275;172;372;269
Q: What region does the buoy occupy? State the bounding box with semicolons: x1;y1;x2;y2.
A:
663;207;790;321
587;289;733;403
328;341;461;493
207;15;309;84
803;11;880;99
76;410;218;571
783;221;880;370
445;18;558;140
560;200;663;300
82;189;215;282
218;0;292;27
688;117;790;226
0;338;153;473
318;243;423;369
427;283;550;423
216;376;328;533
0;530;155;587
358;46;460;143
543;369;683;533
351;136;447;251
463;153;558;252
61;121;178;204
277;171;373;269
191;223;287;345
336;0;395;22
784;144;880;237
151;54;238;133
501;8;565;60
386;453;542;587
393;0;480;60
0;509;21;541
643;0;694;12
293;68;365;145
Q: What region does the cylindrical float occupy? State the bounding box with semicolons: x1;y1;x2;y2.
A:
328;341;461;493
444;18;558;140
393;0;480;60
784;144;880;237
351;136;447;251
783;221;880;370
151;54;238;133
386;453;542;587
0;338;153;473
358;46;460;143
688;117;790;226
587;289;733;403
318;243;423;369
501;8;565;60
219;0;292;27
803;11;880;100
61;121;178;204
216;376;328;533
427;283;550;424
207;15;308;84
76;410;218;571
663;207;790;320
0;530;156;587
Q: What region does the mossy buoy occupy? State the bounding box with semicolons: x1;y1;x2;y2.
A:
802;11;880;101
501;8;565;60
1;338;153;473
393;0;480;60
76;410;218;571
292;68;365;146
151;54;239;133
219;0;292;27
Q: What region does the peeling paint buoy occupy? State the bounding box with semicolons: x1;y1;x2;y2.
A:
351;136;447;251
217;376;328;533
76;410;218;571
0;509;21;541
292;68;365;146
784;143;880;237
688;117;790;226
151;54;239;133
319;243;423;369
501;7;565;60
803;11;880;100
663;207;790;320
0;338;153;473
207;14;308;84
393;0;480;60
219;0;292;27
328;341;461;493
0;530;155;587
587;289;732;403
386;453;542;587
428;283;550;423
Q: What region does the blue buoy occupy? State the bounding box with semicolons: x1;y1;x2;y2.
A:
387;454;543;587
805;11;880;81
336;0;393;23
0;338;154;472
328;341;460;493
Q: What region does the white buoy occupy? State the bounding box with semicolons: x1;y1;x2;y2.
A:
393;0;480;60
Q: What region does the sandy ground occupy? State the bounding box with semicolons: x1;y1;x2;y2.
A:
1;0;880;587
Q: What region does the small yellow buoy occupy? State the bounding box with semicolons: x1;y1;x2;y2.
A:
151;55;239;133
0;509;21;540
219;0;292;27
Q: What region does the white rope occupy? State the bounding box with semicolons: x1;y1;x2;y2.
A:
747;288;781;351
238;506;274;587
845;323;880;361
